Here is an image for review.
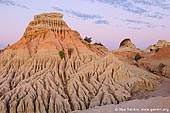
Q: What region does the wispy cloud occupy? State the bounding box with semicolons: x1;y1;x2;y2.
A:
122;19;157;28
128;27;142;30
88;0;147;14
123;19;150;25
122;3;147;14
146;12;169;19
52;7;102;20
161;25;166;27
88;0;170;19
52;7;109;24
66;10;102;20
52;7;64;12
146;14;163;19
133;0;170;9
0;0;29;9
95;20;109;24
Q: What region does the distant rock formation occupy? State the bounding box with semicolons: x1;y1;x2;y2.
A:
119;38;136;48
145;40;170;52
157;40;168;47
139;46;170;78
113;38;140;64
0;13;161;113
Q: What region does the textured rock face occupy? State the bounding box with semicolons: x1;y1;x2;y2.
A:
0;52;160;113
162;66;170;78
0;13;161;113
24;13;70;37
113;47;139;64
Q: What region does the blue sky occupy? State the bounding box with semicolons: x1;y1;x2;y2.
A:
0;0;170;50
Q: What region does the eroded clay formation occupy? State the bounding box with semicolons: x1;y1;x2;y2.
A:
24;13;71;37
0;13;161;113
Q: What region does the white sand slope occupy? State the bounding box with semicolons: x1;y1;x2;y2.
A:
131;77;170;99
147;77;170;97
72;96;170;113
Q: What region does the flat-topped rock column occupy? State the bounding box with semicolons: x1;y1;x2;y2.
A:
24;12;71;37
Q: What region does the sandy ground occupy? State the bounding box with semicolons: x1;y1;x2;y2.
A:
146;77;170;97
72;96;170;113
131;77;170;99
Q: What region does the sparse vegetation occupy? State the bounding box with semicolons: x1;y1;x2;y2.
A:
155;48;160;52
68;48;73;57
135;53;142;61
84;37;92;43
94;42;103;46
59;50;65;59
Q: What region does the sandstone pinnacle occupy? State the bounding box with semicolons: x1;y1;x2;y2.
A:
24;12;70;38
4;12;108;58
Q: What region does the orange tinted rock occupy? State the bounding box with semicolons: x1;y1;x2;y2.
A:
139;46;170;77
0;13;161;113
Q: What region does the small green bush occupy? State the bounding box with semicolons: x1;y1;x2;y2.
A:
59;50;65;59
94;42;103;46
84;37;92;43
135;53;142;61
155;48;160;52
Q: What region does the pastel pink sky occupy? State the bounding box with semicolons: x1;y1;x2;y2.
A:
0;0;170;50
